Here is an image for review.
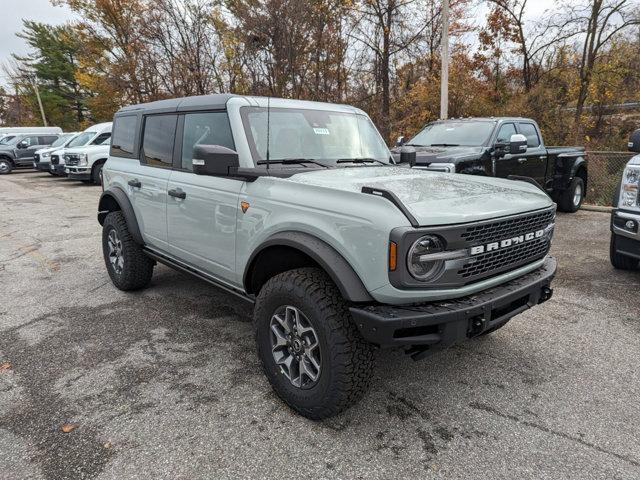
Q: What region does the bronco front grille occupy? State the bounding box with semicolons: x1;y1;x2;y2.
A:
51;155;59;165
461;209;555;244
457;208;555;284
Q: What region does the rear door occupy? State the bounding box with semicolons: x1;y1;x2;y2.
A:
516;122;548;186
166;111;242;281
493;122;524;178
129;114;177;250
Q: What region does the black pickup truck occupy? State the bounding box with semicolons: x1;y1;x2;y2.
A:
392;117;587;212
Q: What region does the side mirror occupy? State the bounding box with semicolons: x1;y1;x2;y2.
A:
629;129;640;153
396;135;406;147
192;144;240;177
399;146;417;166
17;141;28;149
509;134;528;155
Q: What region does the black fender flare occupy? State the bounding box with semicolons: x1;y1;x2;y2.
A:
244;231;374;303
570;156;588;180
97;186;144;245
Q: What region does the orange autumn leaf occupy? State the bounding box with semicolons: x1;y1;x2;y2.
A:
0;362;11;371
61;424;76;433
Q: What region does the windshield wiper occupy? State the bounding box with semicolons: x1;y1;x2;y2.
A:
336;158;387;165
257;158;329;168
429;143;460;147
404;143;424;147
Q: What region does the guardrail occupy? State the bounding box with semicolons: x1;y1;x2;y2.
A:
584;151;635;207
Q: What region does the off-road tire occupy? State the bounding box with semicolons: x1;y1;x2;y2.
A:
610;234;639;270
558;177;584;213
102;211;154;290
92;162;104;185
254;268;375;420
0;158;13;175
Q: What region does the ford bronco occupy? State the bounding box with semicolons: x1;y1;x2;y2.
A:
98;95;556;419
393;118;587;212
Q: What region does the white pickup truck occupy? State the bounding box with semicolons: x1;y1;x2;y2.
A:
65;137;111;185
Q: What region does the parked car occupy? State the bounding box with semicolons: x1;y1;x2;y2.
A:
50;123;112;176
0;133;60;174
98;95;556;419
64;135;111;184
610;128;640;270
33;133;80;173
392;118;587;212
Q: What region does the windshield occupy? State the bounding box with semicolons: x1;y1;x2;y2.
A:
240;107;391;165
51;134;74;147
67;131;96;147
408;121;495;147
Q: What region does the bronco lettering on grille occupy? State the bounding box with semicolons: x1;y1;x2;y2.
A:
469;229;545;256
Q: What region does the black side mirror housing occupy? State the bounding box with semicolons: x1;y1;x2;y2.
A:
399;146;417;166
629;129;640;153
396;135;406;147
509;134;528;155
17;141;28;149
192;145;240;177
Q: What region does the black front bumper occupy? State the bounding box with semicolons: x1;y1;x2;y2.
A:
350;257;556;354
68;172;91;181
34;162;51;172
611;209;640;258
51;164;67;176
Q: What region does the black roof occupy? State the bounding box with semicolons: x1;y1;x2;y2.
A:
115;94;240;116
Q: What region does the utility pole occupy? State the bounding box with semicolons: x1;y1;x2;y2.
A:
440;0;449;120
31;76;47;126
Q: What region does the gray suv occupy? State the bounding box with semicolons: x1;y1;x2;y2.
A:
0;133;60;174
98;94;557;419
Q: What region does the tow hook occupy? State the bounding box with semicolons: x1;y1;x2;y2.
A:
539;286;553;304
469;316;486;336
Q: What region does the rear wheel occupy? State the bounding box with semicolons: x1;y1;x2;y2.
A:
610;234;639;270
0;158;13;175
102;211;154;290
558;177;584;213
254;268;375;420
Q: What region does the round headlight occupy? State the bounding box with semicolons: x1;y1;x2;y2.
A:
407;235;446;281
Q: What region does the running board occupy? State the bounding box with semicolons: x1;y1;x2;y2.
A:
143;247;255;304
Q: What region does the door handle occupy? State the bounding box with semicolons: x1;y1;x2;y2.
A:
168;188;186;199
128;179;141;188
517;158;527;163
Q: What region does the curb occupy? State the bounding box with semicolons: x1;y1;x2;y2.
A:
581;204;613;213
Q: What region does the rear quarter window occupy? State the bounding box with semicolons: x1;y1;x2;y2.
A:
111;115;138;158
518;123;541;148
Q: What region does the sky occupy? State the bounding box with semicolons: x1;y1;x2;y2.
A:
0;0;560;88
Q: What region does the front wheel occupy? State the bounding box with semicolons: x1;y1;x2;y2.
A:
102;211;154;290
610;234;639;270
0;158;13;175
558;177;584;213
92;162;104;185
254;268;375;420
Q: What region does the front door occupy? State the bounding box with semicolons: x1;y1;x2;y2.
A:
16;136;41;165
166;111;242;282
493;123;527;179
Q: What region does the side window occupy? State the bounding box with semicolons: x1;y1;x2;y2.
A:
92;133;111;145
518;123;541;148
21;136;38;146
142;115;177;167
496;123;516;144
181;112;235;171
111;115;138;157
39;135;57;145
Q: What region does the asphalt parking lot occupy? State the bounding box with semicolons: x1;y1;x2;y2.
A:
1;170;639;480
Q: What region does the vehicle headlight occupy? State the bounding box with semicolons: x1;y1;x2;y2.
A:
407;235;446;281
78;154;88;166
41;152;50;158
620;164;640;209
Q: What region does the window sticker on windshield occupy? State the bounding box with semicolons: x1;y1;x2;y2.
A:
313;128;330;135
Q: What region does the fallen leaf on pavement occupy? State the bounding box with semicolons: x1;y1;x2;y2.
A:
0;362;11;371
61;424;76;433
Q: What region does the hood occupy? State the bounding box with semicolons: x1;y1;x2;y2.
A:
64;144;109;155
286;166;553;226
391;145;485;165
